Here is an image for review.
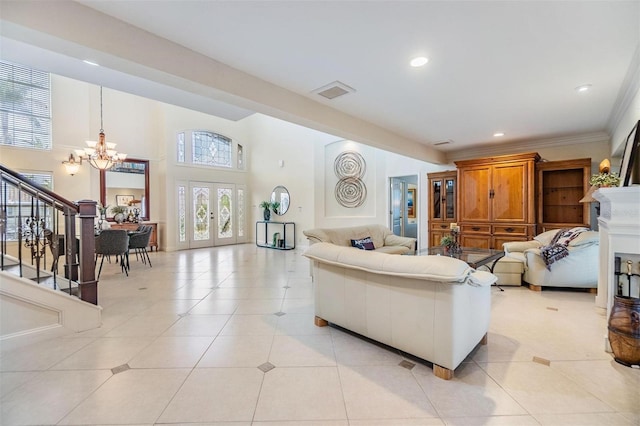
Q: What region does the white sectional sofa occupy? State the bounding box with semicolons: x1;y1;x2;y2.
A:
303;242;497;380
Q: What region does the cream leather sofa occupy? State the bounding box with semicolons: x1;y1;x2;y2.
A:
303;242;497;380
303;224;416;254
503;229;599;291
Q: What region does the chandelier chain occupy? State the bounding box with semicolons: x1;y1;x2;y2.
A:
100;86;104;132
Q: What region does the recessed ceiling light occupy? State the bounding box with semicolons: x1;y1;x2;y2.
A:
83;60;99;66
410;56;429;67
493;132;505;137
575;84;592;93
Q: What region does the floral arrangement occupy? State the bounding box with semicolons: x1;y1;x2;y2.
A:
440;235;455;248
97;203;109;216
110;205;127;215
589;172;621;187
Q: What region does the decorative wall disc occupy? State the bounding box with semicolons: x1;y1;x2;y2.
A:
335;177;367;208
334;151;366;178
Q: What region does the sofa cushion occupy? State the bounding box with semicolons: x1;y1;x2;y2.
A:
351;236;375;250
375;245;412;254
304;225;387;248
533;229;561;246
567;230;599;247
534;227;595;247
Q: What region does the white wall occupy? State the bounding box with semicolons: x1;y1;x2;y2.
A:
247;114;336;247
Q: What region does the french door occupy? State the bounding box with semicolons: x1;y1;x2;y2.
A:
179;181;246;249
213;182;246;246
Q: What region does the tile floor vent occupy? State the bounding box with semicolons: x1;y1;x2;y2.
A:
312;81;356;100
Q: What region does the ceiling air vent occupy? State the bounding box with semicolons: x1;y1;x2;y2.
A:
312;81;356;100
433;140;453;146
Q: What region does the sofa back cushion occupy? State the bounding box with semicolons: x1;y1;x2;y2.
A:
304;224;390;248
304;242;473;282
534;227;598;248
567;230;599;247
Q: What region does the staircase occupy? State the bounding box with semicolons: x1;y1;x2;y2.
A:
0;164;101;340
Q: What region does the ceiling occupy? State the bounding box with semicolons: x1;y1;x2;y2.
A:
1;1;639;163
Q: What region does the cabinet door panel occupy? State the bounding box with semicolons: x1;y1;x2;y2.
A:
459;167;490;222
494;235;528;251
492;162;527;222
430;229;447;247
461;234;490;249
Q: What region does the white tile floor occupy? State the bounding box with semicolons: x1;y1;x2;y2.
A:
1;244;639;425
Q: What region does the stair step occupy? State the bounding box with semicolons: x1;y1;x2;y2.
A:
2;254;79;296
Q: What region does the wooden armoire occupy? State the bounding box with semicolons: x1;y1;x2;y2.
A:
454;152;540;249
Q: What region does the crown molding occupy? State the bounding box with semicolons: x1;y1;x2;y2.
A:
445;131;610;163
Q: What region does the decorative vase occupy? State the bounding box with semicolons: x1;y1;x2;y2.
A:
608;295;640;367
114;213;125;224
263;209;271;221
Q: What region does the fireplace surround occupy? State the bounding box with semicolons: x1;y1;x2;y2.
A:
593;186;640;353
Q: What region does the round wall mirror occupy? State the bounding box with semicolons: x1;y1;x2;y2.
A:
270;185;290;215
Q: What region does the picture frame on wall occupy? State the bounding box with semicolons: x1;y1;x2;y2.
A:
407;188;416;218
116;194;134;206
620;120;640;186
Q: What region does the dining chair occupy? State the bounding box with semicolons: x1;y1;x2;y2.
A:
128;225;152;267
95;229;129;279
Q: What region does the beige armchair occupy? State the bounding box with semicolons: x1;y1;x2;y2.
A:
503;228;599;291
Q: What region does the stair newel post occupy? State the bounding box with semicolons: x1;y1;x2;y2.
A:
77;200;98;305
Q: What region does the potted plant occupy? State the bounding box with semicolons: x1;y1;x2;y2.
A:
97;203;109;219
589;172;621;187
111;205;127;224
259;201;272;221
440;235;455;252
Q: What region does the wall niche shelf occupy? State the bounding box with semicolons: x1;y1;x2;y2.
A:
256;221;295;250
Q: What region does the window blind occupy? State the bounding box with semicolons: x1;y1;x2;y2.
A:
0;61;52;149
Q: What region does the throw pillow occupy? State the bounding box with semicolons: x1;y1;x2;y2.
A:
351;236;375;250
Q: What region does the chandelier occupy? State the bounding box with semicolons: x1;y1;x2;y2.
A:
75;86;126;170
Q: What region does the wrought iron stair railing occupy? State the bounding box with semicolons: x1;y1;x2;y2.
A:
0;163;99;304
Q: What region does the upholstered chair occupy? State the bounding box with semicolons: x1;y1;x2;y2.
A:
95;229;130;278
128;225;152;267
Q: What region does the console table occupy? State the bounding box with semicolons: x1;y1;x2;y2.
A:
256;221;295;250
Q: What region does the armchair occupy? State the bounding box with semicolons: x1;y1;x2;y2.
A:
503;228;599;291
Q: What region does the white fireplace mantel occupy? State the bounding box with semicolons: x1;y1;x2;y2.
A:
593;186;640;350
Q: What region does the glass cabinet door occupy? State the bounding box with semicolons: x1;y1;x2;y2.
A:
445;178;456;220
431;180;442;220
